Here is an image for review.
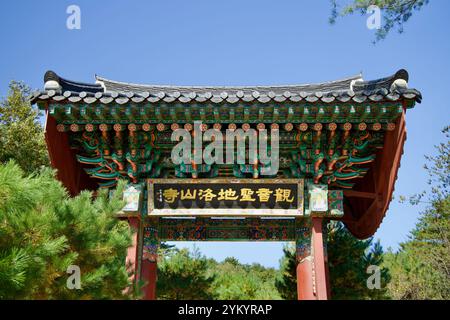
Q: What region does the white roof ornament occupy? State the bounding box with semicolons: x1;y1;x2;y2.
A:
390;78;408;91
95;78;107;92
44;80;61;91
350;78;364;93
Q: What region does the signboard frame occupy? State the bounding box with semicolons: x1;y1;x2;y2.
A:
147;178;304;217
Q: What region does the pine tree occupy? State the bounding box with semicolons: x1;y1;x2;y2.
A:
0;81;49;173
327;222;390;299
275;244;297;300
0;161;134;299
329;0;430;42
157;248;282;300
157;247;215;300
385;126;450;299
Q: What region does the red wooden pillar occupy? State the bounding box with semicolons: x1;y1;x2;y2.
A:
312;218;329;300
141;222;159;300
296;256;315;300
141;260;158;300
324;223;332;299
296;218;330;300
296;219;315;300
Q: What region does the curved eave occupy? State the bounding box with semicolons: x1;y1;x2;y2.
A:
343;111;408;239
30;88;422;106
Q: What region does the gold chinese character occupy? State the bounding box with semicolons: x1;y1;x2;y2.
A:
163;188;179;204
181;189;197;200
217;188;239;201
256;188;273;202
240;188;255;202
274;188;294;203
198;188;217;202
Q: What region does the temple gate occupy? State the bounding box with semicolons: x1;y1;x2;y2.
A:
31;69;421;300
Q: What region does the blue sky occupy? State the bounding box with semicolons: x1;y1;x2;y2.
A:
1;1;449;268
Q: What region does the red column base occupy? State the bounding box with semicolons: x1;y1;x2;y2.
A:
297;258;316;300
296;218;330;300
312;218;329;300
141;260;157;300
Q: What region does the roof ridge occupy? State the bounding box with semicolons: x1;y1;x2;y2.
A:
94;73;363;90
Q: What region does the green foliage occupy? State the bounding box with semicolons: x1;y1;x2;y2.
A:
0;82;49;174
157;247;215;299
276;222;390;300
384;127;450;299
211;259;281;300
157;248;281;300
384;198;450;299
0;161;133;299
327;222;390;299
329;0;430;42
275;244;297;300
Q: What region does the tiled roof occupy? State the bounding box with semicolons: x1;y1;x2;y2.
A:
30;69;422;105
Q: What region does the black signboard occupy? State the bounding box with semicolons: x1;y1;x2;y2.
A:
148;179;304;216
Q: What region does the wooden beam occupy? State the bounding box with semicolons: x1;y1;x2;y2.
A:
155;106;162;121
287;106;294;121
361;105;371;121
332;105;339;120
229;108;235;121
258;108;265;121
199;106;206;121
184;107;191;121
214;107;220;121
110;105;120;120
79;105;88;120
273;106;279;121
343;190;377;199
244;106;250;121
95;105;103;118
302;107;310;122
170;107;177;121
44;110;96;196
376;106;387;121
349;105;357;121
316;106;325;121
